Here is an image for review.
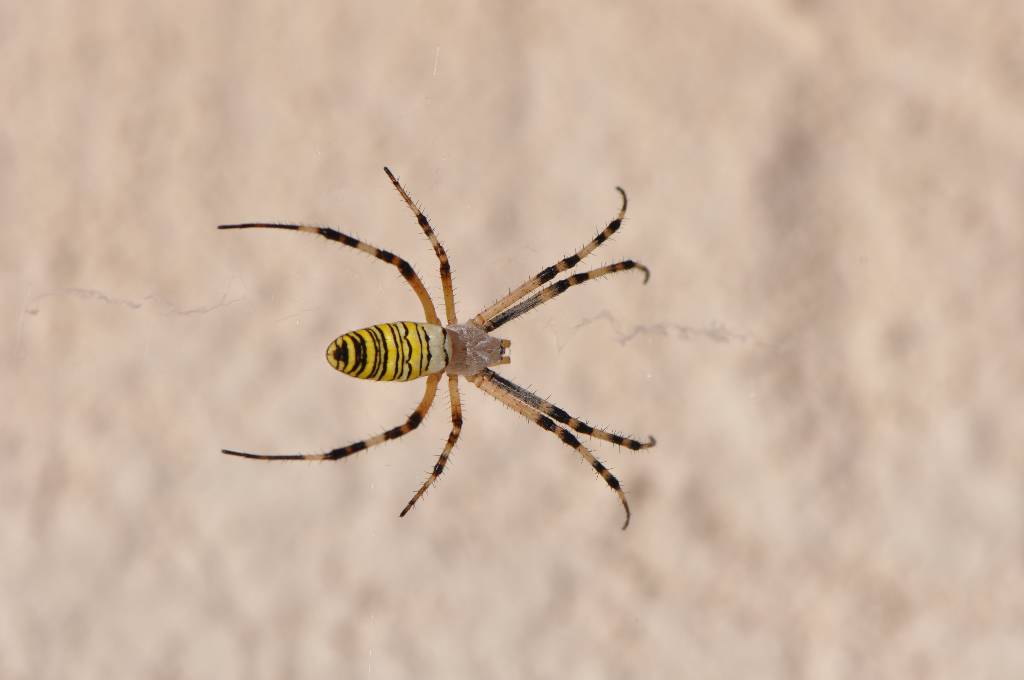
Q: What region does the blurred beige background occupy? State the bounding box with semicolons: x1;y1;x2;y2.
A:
3;1;1023;678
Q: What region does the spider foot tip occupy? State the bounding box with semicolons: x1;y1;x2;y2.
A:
614;186;628;208
620;498;632;530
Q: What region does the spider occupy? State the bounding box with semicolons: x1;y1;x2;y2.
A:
219;168;655;529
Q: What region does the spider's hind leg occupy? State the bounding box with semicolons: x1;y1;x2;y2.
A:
218;222;441;325
221;374;442;463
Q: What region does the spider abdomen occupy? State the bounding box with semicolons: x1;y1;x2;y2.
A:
327;322;449;381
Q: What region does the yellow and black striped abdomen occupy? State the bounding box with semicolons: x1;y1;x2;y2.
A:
327;322;449;381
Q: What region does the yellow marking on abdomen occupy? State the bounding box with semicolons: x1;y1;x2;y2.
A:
327;322;449;381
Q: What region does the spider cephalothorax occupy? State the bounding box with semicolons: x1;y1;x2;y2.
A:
444;323;510;376
220;168;654;528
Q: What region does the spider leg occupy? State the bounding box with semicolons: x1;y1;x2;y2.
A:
222;374;441;461
400;375;463;517
470;186;628;327
218;222;441;325
468;371;631;530
480;369;655;450
483;260;649;331
384;167;458;325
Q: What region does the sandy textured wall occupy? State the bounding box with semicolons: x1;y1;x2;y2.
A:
4;2;1023;678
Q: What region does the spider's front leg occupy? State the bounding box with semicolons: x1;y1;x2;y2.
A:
468;370;633;530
